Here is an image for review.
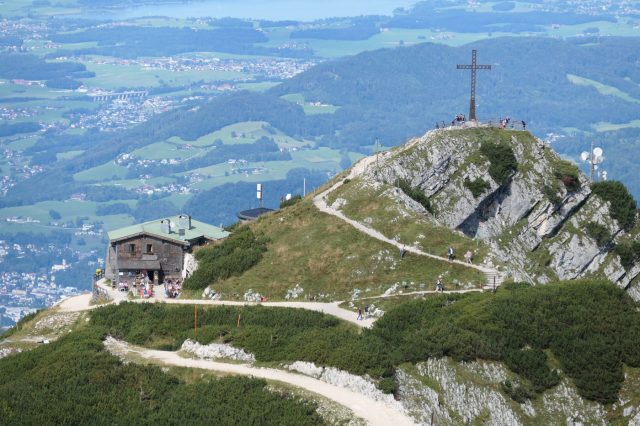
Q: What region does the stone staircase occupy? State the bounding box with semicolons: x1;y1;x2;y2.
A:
483;270;504;291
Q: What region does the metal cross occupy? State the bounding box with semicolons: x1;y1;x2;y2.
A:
457;49;491;121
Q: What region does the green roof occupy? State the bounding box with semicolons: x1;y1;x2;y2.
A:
107;215;229;246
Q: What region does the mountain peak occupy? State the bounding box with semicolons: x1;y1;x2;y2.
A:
329;125;640;297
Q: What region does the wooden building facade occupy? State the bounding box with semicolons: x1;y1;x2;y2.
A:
105;215;228;284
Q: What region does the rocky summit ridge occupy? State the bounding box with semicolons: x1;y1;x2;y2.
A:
329;125;640;298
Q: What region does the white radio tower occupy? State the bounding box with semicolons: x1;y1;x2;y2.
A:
580;143;605;182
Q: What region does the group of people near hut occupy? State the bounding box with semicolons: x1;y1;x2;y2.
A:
164;278;182;298
115;273;155;298
114;272;182;299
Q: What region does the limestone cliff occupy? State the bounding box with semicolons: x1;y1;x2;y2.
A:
329;125;640;298
396;357;620;425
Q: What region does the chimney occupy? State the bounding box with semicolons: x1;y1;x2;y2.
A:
178;214;191;230
160;219;171;234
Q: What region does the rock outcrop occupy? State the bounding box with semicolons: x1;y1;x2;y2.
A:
396;357;610;425
181;253;198;279
181;339;256;363
285;361;405;413
332;126;640;297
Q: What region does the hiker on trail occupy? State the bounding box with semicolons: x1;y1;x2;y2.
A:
522;120;526;130
357;308;363;321
464;250;473;264
436;122;439;129
364;305;369;318
447;247;454;261
436;276;444;292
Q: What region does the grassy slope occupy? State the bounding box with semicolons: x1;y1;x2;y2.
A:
327;177;490;263
208;199;486;301
323;128;537;269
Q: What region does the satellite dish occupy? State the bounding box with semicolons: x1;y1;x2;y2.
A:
593;147;603;157
580;152;589;162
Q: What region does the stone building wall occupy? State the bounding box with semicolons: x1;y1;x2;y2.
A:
105;234;186;282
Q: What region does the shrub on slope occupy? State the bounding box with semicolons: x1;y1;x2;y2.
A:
0;329;321;425
374;280;640;403
591;180;637;230
91;303;387;377
184;226;268;291
479;140;518;185
91;280;640;403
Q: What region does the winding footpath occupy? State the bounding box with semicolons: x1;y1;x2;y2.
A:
56;286;377;328
312;146;502;288
105;338;416;426
49;142;501;426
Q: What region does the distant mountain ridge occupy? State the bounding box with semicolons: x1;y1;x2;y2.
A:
6;37;640;229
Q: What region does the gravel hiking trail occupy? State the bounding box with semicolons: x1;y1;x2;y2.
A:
105;338;417;426
57;286;377;328
312;144;501;286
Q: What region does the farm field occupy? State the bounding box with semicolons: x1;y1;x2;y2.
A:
81;62;248;90
74;162;129;182
592;120;640;132
567;74;640;104
280;93;340;115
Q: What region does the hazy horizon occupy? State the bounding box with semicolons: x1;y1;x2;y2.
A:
75;0;417;21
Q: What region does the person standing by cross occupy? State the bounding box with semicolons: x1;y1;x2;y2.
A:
457;50;491;121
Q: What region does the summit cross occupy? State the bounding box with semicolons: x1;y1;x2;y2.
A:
456;49;491;121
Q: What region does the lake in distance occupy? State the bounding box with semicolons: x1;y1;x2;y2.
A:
76;0;417;21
